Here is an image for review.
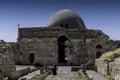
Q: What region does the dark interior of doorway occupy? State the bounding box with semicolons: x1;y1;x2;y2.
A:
58;36;68;63
29;53;35;64
96;52;102;58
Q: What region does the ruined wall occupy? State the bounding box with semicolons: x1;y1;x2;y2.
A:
95;59;108;76
0;40;16;79
7;42;20;64
109;57;120;80
96;57;120;80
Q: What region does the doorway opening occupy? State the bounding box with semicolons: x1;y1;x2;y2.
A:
96;52;102;58
96;44;102;49
58;36;68;63
29;53;35;64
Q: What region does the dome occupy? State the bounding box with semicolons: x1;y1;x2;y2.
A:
47;9;86;28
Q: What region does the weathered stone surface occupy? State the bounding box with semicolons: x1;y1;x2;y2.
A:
109;57;120;80
0;40;16;79
96;57;120;80
95;59;108;76
15;27;111;65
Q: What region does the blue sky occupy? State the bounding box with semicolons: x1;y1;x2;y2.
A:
0;0;120;42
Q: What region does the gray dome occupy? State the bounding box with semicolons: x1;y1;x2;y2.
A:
47;9;86;28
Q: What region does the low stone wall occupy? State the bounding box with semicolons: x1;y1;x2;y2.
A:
96;57;120;80
17;67;51;80
109;58;120;80
12;67;37;80
13;68;30;79
30;67;52;80
71;66;81;71
95;59;108;76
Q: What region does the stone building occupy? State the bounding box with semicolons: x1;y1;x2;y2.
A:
14;9;110;65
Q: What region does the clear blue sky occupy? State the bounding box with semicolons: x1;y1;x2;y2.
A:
0;0;120;42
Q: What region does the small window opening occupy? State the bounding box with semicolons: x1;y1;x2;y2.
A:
65;24;68;28
61;24;63;27
20;52;22;55
84;38;86;43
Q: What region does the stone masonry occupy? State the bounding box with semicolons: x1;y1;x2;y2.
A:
96;55;120;80
0;40;16;80
10;9;111;66
15;27;110;65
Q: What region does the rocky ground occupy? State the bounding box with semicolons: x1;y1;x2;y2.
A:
17;66;107;80
87;70;107;80
45;66;80;80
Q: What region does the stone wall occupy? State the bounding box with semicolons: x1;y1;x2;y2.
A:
13;67;31;79
8;42;20;64
18;38;58;65
70;39;94;65
95;59;108;76
17;37;106;65
0;40;16;79
96;57;120;80
18;27;109;39
16;27;110;65
109;57;120;80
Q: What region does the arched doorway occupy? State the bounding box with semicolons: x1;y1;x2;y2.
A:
96;44;102;49
96;44;102;58
58;36;68;63
29;53;35;64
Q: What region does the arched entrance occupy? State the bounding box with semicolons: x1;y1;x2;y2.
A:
96;44;102;49
58;36;68;63
96;44;102;58
29;53;35;64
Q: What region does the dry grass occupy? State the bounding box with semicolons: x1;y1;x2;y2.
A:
100;48;120;59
